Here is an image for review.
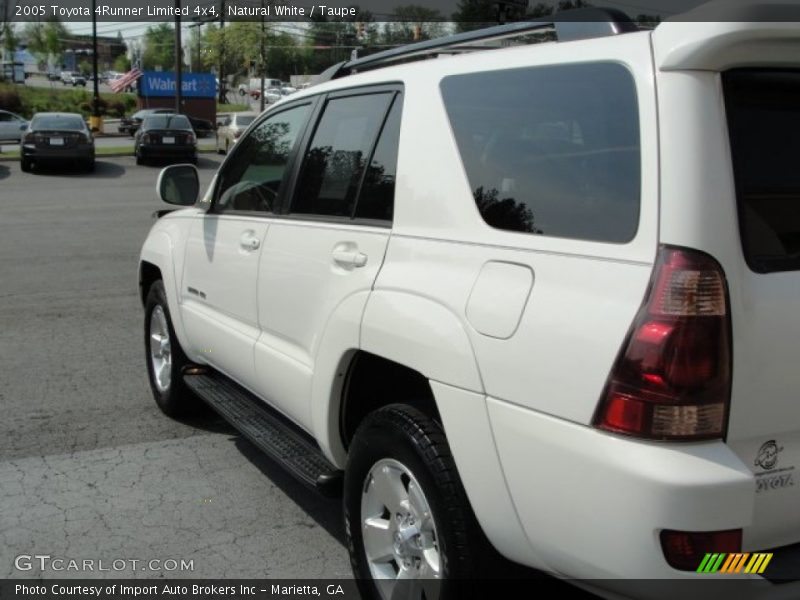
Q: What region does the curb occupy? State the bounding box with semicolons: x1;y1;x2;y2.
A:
0;148;218;163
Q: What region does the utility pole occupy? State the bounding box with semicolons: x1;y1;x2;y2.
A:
90;0;100;131
259;0;266;111
218;0;226;104
175;0;182;113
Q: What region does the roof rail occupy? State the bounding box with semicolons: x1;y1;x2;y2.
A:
318;7;637;82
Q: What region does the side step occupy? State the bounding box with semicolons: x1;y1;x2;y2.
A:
184;370;343;496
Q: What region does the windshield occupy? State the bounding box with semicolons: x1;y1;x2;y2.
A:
144;115;191;130
32;115;85;131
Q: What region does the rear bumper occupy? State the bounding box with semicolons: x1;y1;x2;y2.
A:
138;144;196;158
486;396;758;579
22;144;94;160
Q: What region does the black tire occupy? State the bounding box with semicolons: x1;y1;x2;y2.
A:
20;158;32;172
144;280;196;417
345;405;485;600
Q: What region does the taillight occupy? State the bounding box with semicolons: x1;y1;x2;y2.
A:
233;129;243;139
142;133;151;143
593;246;732;440
660;529;742;571
187;132;196;144
23;132;36;143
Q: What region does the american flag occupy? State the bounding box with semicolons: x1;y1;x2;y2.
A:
110;68;143;93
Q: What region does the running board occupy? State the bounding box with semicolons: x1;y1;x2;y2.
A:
183;371;343;496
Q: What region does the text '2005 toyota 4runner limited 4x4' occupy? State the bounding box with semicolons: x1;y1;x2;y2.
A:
139;2;800;598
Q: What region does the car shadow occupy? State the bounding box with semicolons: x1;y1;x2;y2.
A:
139;155;218;170
31;160;126;179
234;437;347;547
0;163;9;180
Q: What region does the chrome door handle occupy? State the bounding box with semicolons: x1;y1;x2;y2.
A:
332;249;367;268
240;235;260;251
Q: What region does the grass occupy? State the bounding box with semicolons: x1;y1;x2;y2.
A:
0;82;138;120
217;102;250;112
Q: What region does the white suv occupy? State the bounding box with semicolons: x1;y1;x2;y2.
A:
139;3;800;597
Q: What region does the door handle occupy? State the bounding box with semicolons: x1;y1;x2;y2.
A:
240;234;260;251
332;249;368;268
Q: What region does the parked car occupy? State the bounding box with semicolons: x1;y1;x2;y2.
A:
138;3;800;597
186;115;214;139
121;108;213;138
215;112;257;155
46;71;60;81
119;109;155;135
0;110;28;142
134;113;197;165
61;71;86;87
21;112;94;172
238;77;282;98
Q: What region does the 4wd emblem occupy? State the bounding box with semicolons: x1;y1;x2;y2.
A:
755;440;781;471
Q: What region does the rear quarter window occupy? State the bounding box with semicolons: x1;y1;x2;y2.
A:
440;62;641;243
723;69;800;273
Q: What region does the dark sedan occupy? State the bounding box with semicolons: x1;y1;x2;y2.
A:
120;108;214;138
119;109;157;136
21;113;95;172
134;114;197;165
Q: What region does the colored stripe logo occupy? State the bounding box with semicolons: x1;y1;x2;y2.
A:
697;553;773;574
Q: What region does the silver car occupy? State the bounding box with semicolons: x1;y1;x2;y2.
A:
215;111;257;155
0;110;28;142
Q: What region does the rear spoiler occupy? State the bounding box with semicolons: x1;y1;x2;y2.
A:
654;1;800;71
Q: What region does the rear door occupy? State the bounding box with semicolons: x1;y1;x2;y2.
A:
722;68;800;550
252;87;402;429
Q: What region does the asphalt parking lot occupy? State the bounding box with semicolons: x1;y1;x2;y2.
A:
0;157;351;579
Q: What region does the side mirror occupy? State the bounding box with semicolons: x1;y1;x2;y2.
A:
157;164;199;206
20;124;27;131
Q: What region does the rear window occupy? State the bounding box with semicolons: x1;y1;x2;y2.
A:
32;115;85;130
441;62;640;243
723;69;800;273
236;115;255;127
145;115;191;130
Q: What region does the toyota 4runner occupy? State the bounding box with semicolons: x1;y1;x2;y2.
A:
139;3;800;598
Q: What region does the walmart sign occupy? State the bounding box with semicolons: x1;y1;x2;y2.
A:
139;72;216;98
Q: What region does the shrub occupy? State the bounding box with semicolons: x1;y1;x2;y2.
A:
0;88;23;113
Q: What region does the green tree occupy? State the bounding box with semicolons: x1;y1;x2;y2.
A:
113;53;131;72
141;23;176;71
24;18;68;64
1;22;17;60
382;5;447;45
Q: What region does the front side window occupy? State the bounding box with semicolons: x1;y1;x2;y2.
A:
441;63;641;243
291;93;394;218
215;103;310;213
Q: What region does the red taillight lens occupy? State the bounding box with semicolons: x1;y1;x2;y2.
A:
187;133;196;144
142;133;151;144
593;246;732;440
660;529;742;571
24;132;36;143
233;129;243;139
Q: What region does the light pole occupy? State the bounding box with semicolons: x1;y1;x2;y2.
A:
175;0;182;113
90;0;100;132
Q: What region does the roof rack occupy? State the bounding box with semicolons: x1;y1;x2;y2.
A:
318;7;637;83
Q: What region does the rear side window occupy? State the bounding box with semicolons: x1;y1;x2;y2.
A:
291;93;394;218
441;62;640;243
723;69;800;273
